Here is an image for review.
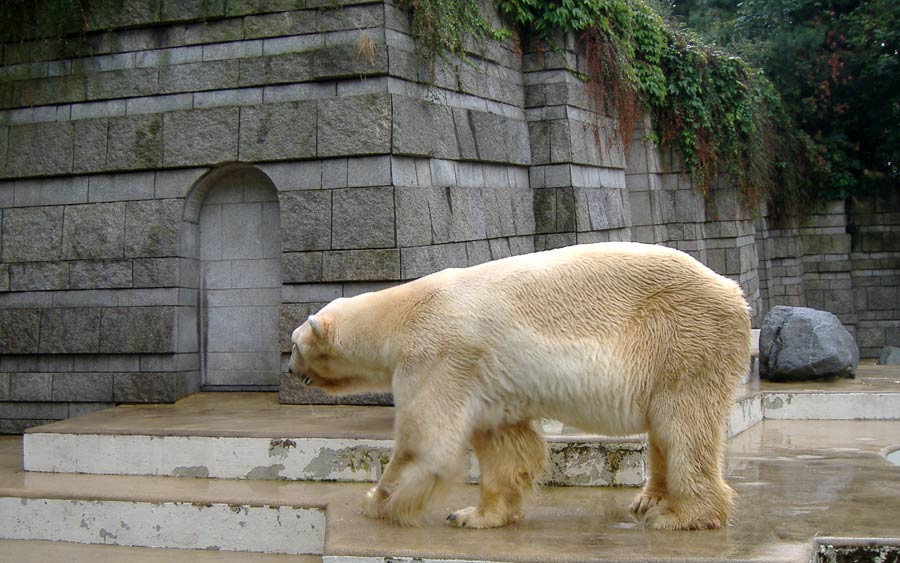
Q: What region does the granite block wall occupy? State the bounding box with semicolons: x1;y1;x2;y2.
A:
1;0;897;427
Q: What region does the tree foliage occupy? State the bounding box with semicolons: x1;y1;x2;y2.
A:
673;0;900;198
406;0;815;211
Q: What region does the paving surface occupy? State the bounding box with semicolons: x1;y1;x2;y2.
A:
4;417;900;562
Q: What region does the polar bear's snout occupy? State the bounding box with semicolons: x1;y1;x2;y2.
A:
288;341;312;385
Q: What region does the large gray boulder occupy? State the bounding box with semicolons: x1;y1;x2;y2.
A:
760;306;859;381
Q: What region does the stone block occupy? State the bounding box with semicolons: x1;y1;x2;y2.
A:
533;188;556;234
88;172;155;202
557;187;576;232
62;202;126;260
124;199;183;257
100;306;177;354
392;96;458;159
466;240;492;266
163;107;239;166
86;68;158;101
39;307;102;354
9;262;69;291
13;176;89;207
6;121;74;177
239;101;317;161
9;373;52;401
279;190;332;251
245;9;316;38
257;161;321;191
318;94;391;157
482;186;517;238
50;372;114;402
395;186;432;247
469;111;511;163
184;17;243;43
1;206;64;262
84;0;162;31
401;243;467;279
132;258;178;287
239;52;313;87
348;156;391;187
0;126;7;174
318;3;383;31
0;264;8;292
282;252;323;283
313;42;388;80
332;187;395;249
107;114;164;170
160;60;239;94
867;287;898;311
0;309;41;354
548;120;573;163
0;399;68;420
323;249;400;281
628;190;652;227
452;108;478;160
161;0;226;20
113;372;187;403
0;373;7;400
429;159;456;188
576;187;627;231
70;260;134;289
528;120;551;165
322;158;348;189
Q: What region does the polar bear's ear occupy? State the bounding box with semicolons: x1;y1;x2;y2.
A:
307;315;326;340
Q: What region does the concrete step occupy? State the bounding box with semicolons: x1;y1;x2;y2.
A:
22;394;648;487
0;435;329;555
0;539;321;563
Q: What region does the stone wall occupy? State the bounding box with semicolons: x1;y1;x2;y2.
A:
1;0;897;429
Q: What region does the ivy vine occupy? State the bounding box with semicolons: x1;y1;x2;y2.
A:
404;0;814;212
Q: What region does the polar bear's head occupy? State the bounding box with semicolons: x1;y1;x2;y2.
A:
289;306;392;396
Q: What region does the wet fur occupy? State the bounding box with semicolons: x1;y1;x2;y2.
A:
290;242;750;530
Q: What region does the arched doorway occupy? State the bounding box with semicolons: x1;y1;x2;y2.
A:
184;165;283;390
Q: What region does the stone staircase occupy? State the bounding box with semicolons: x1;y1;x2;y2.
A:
2;365;900;562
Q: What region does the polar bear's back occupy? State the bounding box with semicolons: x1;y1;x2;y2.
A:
447;242;747;335
422;242;748;386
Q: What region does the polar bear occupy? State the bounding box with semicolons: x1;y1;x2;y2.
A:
289;242;750;531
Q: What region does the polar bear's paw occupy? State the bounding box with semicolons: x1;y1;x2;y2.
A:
629;491;665;515
643;504;724;531
361;486;388;520
446;506;521;529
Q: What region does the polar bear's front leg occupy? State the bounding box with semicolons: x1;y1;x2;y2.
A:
447;421;547;529
361;399;467;526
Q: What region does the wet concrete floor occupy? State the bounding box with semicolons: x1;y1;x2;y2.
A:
3;418;900;562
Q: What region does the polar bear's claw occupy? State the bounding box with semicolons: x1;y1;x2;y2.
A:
447;506;514;529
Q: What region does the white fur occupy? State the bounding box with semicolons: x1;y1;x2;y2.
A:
290;242;750;529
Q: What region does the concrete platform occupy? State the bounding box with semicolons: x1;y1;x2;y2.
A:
4;365;900;560
3;419;900;562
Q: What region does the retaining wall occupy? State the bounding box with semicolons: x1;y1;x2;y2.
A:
0;0;896;429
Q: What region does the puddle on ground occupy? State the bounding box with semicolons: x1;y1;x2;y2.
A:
887;449;900;466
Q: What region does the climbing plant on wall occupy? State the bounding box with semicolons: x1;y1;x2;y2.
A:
403;0;815;213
